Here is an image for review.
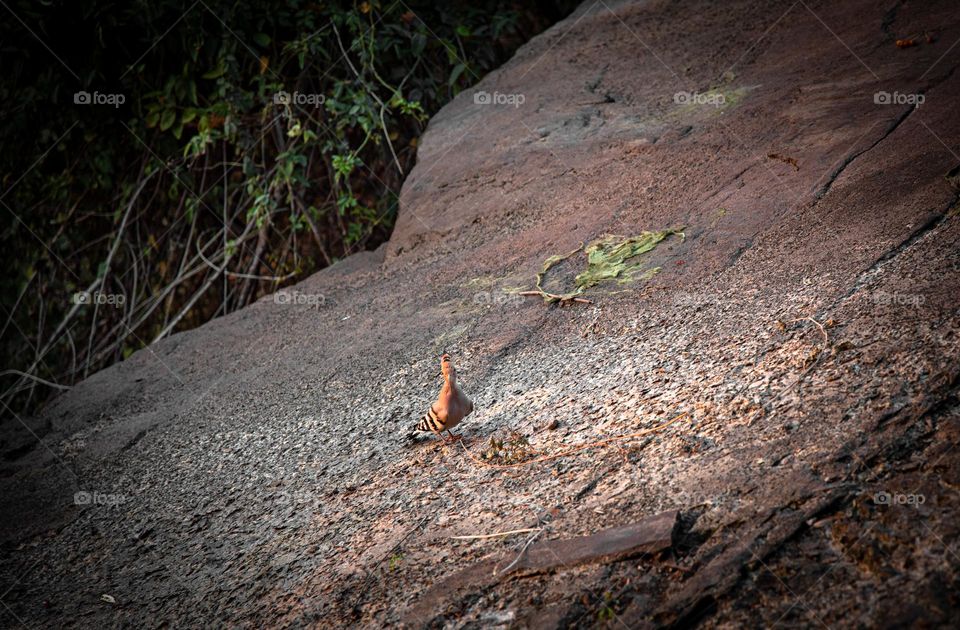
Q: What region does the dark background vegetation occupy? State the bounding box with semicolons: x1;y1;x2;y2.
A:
0;0;575;417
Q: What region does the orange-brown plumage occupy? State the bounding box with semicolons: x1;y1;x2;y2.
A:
416;354;474;441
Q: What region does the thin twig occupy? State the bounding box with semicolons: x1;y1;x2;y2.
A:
0;277;99;408
84;169;151;377
333;23;403;176
0;370;71;391
495;528;543;576
451;528;541;541
196;237;297;282
0;271;34;341
153;219;257;343
519;290;593;305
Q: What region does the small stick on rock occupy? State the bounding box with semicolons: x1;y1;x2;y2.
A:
519;290;593;305
451;528;542;541
495;528;544;576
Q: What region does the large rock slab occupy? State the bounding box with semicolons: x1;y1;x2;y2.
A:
2;0;959;627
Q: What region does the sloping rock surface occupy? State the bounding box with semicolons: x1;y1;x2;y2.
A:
2;0;959;627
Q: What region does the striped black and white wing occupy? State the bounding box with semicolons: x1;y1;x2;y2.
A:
416;403;445;433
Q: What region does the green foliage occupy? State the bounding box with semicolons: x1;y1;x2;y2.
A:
594;591;620;623
482;430;534;464
0;0;576;416
388;553;403;571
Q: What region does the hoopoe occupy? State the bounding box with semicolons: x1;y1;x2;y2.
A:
416;354;474;442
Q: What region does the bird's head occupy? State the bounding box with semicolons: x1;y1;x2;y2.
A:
440;353;454;380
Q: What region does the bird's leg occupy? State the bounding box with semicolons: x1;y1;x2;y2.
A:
444;430;462;444
428;431;446;450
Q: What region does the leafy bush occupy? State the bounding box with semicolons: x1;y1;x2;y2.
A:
0;0;574;416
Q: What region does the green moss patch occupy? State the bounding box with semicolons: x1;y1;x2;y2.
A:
531;229;684;303
576;231;681;288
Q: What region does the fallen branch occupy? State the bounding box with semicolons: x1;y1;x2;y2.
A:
404;511;678;624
